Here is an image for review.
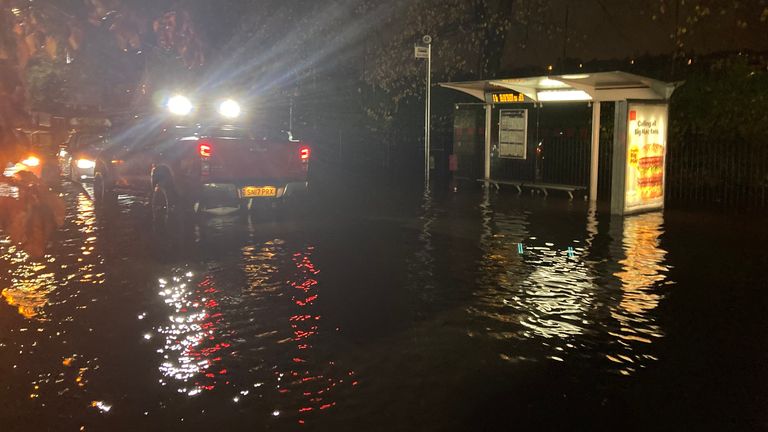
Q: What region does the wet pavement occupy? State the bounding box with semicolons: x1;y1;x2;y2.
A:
1;179;767;431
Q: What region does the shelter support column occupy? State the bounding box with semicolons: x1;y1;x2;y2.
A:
589;102;601;202
484;103;492;181
610;101;629;215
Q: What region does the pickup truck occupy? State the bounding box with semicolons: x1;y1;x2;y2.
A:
92;123;310;226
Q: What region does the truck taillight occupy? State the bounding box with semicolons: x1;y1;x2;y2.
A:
199;140;213;158
299;146;310;162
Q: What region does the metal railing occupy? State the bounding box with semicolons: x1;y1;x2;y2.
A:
666;131;768;209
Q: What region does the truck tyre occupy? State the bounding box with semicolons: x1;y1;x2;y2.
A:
93;172;117;209
70;161;78;183
151;180;178;231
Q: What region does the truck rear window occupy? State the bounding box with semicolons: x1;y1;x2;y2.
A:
203;127;254;140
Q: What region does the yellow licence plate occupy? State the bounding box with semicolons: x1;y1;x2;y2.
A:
241;186;277;198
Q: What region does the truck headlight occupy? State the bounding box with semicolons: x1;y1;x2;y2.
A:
76;159;96;169
21;156;40;167
167;95;193;116
218;99;241;119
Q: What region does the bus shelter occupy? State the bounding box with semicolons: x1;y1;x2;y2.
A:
440;71;676;215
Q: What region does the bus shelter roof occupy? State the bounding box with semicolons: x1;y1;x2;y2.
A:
439;71;676;103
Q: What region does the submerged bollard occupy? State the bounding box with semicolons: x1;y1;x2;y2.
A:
518;243;524;255
567;246;575;258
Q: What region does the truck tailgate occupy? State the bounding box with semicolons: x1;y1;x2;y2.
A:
204;137;307;182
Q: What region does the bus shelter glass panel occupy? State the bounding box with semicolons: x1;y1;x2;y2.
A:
452;106;486;181
491;104;593;187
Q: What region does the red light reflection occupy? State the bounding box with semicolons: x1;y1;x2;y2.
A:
274;246;355;425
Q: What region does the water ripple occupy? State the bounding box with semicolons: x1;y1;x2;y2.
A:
469;196;669;370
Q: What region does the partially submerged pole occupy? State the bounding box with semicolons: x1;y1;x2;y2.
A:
589;101;601;202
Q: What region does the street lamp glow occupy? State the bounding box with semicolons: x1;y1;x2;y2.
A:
218;99;241;119
167;95;193;116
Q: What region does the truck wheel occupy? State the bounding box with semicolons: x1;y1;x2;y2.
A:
151;181;178;230
60;158;70;179
70;162;78;183
277;197;307;220
193;200;208;215
93;173;117;209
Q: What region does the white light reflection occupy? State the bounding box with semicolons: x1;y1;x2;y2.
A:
151;269;228;395
91;400;112;413
470;194;596;360
514;244;595;341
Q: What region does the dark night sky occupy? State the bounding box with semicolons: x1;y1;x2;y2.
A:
503;0;768;66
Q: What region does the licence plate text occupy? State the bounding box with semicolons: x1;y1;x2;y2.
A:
241;186;277;197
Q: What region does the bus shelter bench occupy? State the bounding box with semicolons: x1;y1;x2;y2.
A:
478;179;586;200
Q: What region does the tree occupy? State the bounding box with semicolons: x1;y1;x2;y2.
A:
357;0;558;123
0;0;207;121
25;57;70;109
645;0;768;77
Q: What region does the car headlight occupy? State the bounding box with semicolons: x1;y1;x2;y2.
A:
167;95;193;116
76;159;96;169
218;99;241;119
21;156;40;167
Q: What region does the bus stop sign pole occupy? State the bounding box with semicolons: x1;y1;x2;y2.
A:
415;35;432;187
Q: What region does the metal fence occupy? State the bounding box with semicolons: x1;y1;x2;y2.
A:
666;131;768;209
539;130;590;186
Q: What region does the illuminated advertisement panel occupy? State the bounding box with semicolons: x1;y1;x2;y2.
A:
624;103;668;213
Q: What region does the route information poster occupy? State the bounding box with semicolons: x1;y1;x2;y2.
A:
498;109;527;159
624;103;668;213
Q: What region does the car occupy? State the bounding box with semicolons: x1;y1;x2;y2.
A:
59;131;110;182
2;129;57;183
92;96;311;226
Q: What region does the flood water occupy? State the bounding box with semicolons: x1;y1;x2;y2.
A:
1;179;767;431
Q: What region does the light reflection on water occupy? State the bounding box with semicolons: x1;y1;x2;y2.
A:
148;236;354;425
406;189;438;308
154;269;228;394
1;182;682;429
471;194;596;359
514;245;595;344
1;191;104;319
1;250;57;319
275;243;353;424
469;189;530;344
470;194;669;370
0;188;105;411
606;211;669;375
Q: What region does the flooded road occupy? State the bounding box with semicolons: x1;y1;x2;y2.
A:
1;181;767;431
